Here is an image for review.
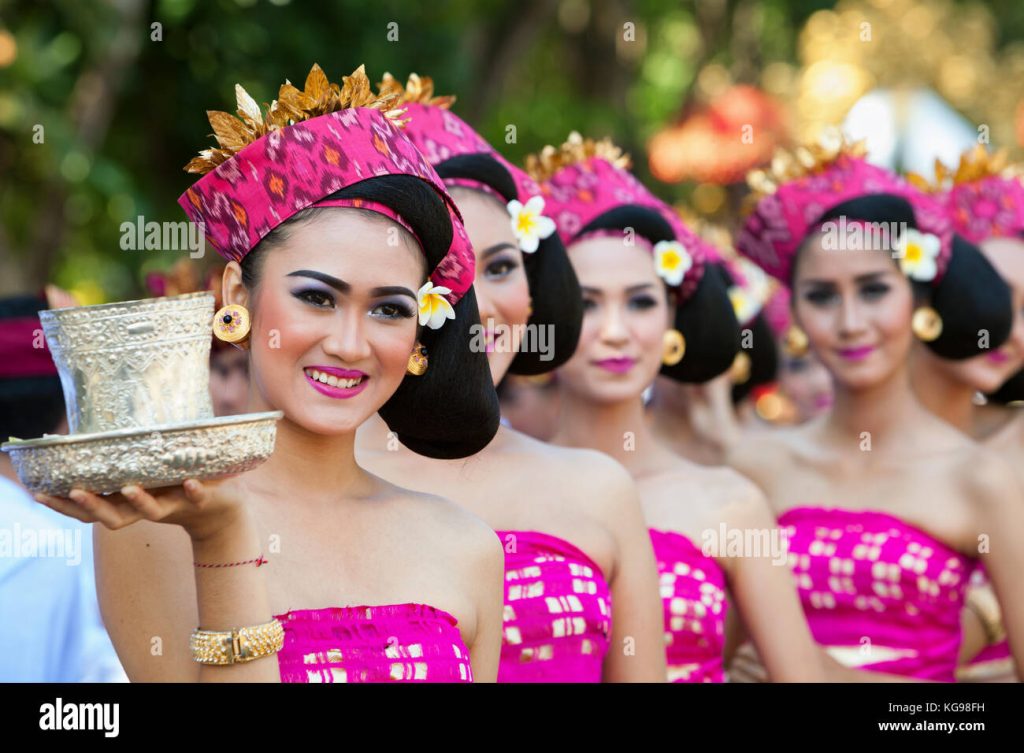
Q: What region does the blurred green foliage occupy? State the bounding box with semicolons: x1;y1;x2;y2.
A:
1;0;1023;300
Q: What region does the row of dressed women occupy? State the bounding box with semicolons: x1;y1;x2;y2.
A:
30;63;1024;682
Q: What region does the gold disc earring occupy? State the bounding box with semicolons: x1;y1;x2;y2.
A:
662;329;686;366
406;342;429;376
730;351;752;384
782;324;809;358
213;304;250;344
912;306;943;342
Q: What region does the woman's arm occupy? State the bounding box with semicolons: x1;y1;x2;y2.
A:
718;488;827;681
970;454;1024;681
39;479;280;682
466;526;505;683
594;461;668;682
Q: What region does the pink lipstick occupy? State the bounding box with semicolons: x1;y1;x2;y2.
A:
595;357;636;374
303;365;369;399
837;345;875;361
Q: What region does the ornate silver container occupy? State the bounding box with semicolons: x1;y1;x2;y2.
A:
39;292;216;433
3;291;283;495
2;412;282;496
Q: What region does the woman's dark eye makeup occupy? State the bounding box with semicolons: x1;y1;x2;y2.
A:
370;300;416;319
802;286;837;306
294;287;334;308
292;287;414;319
859;281;891;299
484;254;520;279
629;294;658;310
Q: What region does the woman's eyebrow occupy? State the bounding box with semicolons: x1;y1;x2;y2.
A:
287;269;349;293
854;271;889;283
370;286;417;301
480;242;519;259
625;283;656;294
287;271;416;301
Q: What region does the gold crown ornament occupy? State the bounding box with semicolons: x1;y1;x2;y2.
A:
524;131;632;183
185;64;409;175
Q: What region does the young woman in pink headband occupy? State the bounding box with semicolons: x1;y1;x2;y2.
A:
356;77;666;682
906;147;1024;681
531;133;834;682
33;65;506;683
730;132;1024;681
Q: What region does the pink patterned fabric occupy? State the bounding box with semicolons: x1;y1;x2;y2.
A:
273;603;473;683
763;285;793;339
540;152;713;302
737;155;954;286
649;529;727;683
494;529;612;682
943;174;1024;244
778;506;976;681
401;101;547;209
178;108;475;304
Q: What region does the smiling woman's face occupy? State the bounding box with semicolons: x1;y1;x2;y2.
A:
558;235;671;404
792;233;915;391
222;208;426;435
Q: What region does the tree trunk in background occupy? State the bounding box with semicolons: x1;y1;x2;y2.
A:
7;0;146;296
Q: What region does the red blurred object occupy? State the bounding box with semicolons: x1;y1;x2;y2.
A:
649;85;789;185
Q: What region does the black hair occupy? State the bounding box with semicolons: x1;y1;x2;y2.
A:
240;175;499;459
0;294;66;440
435;153;584;376
575;205;741;383
715;267;779;404
985;367;1024;405
805;194;1013;360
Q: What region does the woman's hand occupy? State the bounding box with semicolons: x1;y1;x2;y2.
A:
728;641;769;683
34;476;246;542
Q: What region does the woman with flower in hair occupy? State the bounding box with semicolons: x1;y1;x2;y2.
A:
32;64;506;683
905;147;1024;681
355;76;666;682
531;132;831;682
729;131;1024;681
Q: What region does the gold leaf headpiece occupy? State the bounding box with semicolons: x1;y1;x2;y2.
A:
524;131;632;182
184;64;409;174
745;126;868;201
376;72;456;109
906;145;1020;193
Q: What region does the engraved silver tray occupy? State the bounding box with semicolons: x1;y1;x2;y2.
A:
1;411;283;496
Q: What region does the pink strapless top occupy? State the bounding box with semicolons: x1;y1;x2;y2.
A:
778;506;976;681
494;530;612;682
649;528;728;683
273;603;472;683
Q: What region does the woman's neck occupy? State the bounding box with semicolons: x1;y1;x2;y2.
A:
826;361;925;445
552;386;674;478
242;394;367;507
909;348;977;433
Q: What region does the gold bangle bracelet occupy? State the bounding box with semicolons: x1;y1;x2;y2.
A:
965;584;1006;647
190;618;285;665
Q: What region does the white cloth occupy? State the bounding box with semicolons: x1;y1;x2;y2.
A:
0;475;127;682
